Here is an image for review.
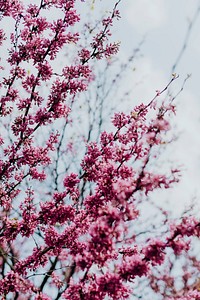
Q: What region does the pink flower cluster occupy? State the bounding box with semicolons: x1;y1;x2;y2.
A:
0;0;199;299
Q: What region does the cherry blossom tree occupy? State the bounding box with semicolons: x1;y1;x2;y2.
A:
0;1;200;299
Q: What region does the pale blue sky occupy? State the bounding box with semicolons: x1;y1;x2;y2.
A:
77;0;200;214
118;0;200;214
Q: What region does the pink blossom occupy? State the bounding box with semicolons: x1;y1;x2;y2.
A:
0;1;196;299
143;240;166;265
119;254;150;281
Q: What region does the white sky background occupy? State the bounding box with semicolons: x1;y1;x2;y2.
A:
110;0;200;216
77;0;200;217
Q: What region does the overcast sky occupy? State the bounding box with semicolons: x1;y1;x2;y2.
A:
112;0;200;215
